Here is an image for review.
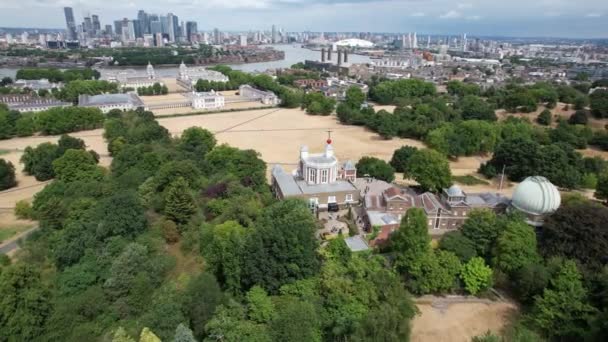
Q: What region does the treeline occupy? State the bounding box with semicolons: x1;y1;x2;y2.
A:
15;68;100;83
136;83;169;96
337;81;608;189
0;109;417;342
56;79;119;103
0;104;105;139
82;47;206;66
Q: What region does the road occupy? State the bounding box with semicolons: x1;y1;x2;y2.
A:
0;227;39;255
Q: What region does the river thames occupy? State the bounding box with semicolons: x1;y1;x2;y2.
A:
0;45;372;79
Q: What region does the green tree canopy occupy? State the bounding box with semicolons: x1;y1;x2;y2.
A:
355;156;395;183
404;149;452;192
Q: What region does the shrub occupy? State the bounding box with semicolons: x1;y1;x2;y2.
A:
14;200;34;220
161;220;180;244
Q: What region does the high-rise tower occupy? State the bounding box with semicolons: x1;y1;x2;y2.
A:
63;7;77;41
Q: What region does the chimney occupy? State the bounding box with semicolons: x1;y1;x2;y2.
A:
321;48;326;62
327;48;332;61
337;49;342;66
343;50;348;63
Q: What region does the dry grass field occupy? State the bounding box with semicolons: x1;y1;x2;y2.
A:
0;107;515;216
412;301;518;342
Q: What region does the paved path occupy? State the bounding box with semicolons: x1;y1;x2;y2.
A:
0;227;39;255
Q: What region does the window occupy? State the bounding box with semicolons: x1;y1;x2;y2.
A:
308;168;316;183
328;196;336;203
346;194;353;202
321;169;329;183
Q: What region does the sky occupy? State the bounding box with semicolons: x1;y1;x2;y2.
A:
0;0;606;38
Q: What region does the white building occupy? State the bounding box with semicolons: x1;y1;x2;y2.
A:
177;61;229;89
107;62;163;90
13;79;63;91
186;91;225;110
239;85;279;105
78;93;146;113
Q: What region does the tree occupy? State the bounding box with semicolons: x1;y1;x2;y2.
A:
344;86;366;108
52;149;104;183
590;89;608;118
174;324;197;342
113;327;136;342
0;158;17;190
390;146;418;173
202;221;247;294
404;149;452;192
537;109;552;125
270;297;321;342
439;231;477;262
596;172;608;203
392;208;431;274
460;209;500;258
185;273;225;340
541;201;608;270
514;263;550;303
164;177;197;226
140;328;162;342
459;95;496;121
355;156;395;182
0;264;52;341
20;142;59;181
569;110;589;125
242;199;319;293
94;191;147;240
460;257;493;295
530;260;597;339
493;219;540;274
179;127;217;156
204;301;271;342
246;286;276;323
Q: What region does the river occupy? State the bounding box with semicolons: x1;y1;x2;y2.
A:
0;45;372;79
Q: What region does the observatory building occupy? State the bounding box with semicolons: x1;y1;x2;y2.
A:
509;176;561;226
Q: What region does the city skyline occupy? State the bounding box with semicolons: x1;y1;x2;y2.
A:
0;0;606;38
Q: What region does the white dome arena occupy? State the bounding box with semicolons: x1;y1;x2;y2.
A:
511;176;561;217
334;39;374;48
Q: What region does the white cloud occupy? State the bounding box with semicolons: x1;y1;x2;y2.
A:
410;12;426;17
586;13;601;17
440;10;462;19
467;15;481;20
457;3;473;9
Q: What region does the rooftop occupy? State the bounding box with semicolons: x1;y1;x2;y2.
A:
344;236;370;252
78;93;144;107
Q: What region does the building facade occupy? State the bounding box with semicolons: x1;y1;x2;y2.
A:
78;93;146;113
177;61;229;89
271;140;359;211
238;85;279;105
363;183;509;245
187;91;225;110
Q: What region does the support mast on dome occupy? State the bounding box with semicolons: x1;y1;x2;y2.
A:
326;130;333;144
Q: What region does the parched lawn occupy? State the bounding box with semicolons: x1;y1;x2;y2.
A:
453;175;490;186
0;224;32;244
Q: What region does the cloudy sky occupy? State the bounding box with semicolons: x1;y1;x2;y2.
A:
0;0;606;38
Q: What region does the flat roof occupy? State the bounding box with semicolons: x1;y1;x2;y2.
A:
344;236;370;252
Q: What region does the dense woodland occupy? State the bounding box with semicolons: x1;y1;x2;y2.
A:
0;109;419;342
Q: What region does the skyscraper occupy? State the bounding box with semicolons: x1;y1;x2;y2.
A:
92;15;101;32
114;20;123;36
271;25;277;44
186;21;198;42
64;7;77;41
83;17;93;37
412;32;418;49
137;10;149;35
214;28;221;44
